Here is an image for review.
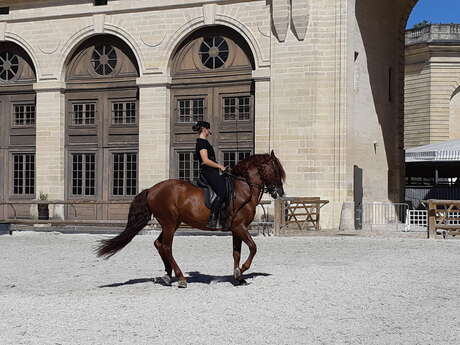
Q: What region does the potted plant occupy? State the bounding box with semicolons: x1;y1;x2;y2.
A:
37;192;49;220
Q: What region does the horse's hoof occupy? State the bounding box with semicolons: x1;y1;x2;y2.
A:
177;279;187;288
234;267;242;280
158;274;172;286
233;278;248;286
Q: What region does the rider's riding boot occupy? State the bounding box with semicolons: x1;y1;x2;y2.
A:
208;197;223;229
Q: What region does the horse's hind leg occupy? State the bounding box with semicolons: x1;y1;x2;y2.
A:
232;234;243;280
161;225;187;288
154;232;172;285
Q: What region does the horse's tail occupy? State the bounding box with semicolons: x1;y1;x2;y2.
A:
96;189;152;258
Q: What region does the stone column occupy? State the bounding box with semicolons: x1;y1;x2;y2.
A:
137;75;171;190
253;68;273;220
33;81;66;219
253;68;271;154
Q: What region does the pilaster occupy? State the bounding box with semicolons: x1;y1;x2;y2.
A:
137;75;171;190
253;68;271;154
33;81;66;218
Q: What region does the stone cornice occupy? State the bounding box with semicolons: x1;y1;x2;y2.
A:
0;0;259;23
406;24;460;46
136;74;171;88
252;68;270;82
33;81;66;92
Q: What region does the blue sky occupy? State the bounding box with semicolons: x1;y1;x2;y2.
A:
407;0;460;28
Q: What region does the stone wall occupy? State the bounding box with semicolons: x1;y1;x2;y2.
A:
0;0;419;228
405;24;460;148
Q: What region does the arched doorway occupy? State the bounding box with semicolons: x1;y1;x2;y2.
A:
64;34;139;219
169;26;255;181
0;42;36;218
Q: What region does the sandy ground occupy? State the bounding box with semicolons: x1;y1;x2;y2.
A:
1;231;460;345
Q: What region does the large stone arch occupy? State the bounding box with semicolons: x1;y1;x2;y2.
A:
62;32;141;220
2;33;40;80
58;24;144;81
167;25;256;181
163;16;264;76
347;0;418;206
0;39;38;219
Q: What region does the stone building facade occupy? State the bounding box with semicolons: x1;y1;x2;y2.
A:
405;24;460;149
0;0;418;228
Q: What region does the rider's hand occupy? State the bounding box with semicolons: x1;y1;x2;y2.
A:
218;164;226;172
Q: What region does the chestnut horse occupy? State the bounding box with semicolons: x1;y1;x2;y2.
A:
97;151;285;288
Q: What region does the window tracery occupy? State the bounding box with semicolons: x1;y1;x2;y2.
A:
199;37;229;69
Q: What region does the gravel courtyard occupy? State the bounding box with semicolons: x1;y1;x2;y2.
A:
1;231;459;345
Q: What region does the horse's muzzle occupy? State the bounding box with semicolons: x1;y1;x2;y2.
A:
276;185;285;199
270;185;285;199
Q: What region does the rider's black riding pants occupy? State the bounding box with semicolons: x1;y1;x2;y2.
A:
201;166;226;200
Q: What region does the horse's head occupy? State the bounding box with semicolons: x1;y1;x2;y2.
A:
258;150;286;199
232;151;286;199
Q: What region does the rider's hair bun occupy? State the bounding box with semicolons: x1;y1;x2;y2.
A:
192;123;201;132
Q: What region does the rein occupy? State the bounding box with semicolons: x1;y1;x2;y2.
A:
224;170;271;229
225;171;265;191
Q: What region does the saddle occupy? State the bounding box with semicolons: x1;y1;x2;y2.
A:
196;173;233;210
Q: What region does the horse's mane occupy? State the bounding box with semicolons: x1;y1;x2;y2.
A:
232;153;286;182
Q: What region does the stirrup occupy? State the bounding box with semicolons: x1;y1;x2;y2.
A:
207;218;220;229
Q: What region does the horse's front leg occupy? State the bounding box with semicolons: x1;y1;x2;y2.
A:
232;234;242;280
233;226;257;277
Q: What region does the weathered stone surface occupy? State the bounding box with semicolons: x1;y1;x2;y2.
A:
405;24;460;147
0;0;419;228
271;0;290;42
291;0;310;41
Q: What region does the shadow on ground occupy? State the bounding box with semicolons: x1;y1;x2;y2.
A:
98;271;271;288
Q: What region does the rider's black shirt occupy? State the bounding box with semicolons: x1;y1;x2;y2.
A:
195;138;216;165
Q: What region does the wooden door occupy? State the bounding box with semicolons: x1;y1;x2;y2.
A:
0;96;5;218
169;27;255;181
170;82;254;180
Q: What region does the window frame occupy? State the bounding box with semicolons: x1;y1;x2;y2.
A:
68;100;98;128
198;36;230;70
66;149;99;200
176;150;200;183
175;97;207;124
93;0;108;7
11;102;36;128
221;94;252;123
222;149;252;169
69;152;97;198
110;151;138;199
110;98;138;127
10;151;35;198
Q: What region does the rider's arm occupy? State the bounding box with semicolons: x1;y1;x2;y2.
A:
199;149;225;171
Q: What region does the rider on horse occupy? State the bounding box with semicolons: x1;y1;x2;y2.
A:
193;120;226;229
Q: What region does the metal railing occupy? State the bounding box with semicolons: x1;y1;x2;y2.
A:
0;200;131;225
0;199;274;235
405;210;428;232
361;202;408;232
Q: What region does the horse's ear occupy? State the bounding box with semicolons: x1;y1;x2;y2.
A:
271;150;275;157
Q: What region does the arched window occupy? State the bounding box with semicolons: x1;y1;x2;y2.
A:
170;26;255;181
64;34;139;220
0;42;36;218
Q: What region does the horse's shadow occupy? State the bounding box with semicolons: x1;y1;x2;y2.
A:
98;271;271;288
185;271;271;285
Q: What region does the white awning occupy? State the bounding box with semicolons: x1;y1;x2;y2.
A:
406;139;460;162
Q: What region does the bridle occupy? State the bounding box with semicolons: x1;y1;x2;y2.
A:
225;158;280;200
225;157;282;226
